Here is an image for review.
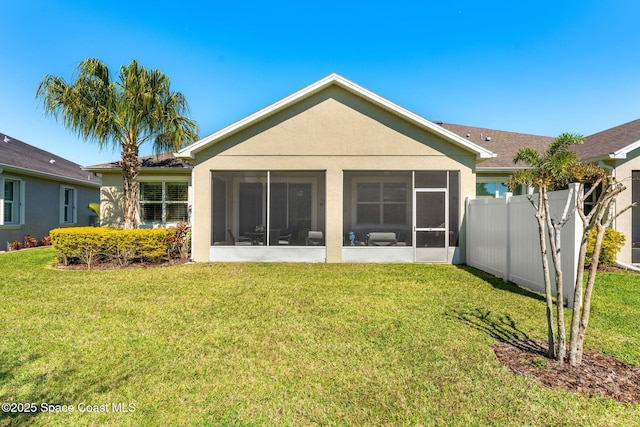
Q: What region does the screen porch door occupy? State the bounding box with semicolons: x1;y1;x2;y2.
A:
414;189;448;262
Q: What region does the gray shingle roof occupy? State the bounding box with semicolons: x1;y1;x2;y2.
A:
0;132;101;186
84;152;192;170
437;123;555;169
573;118;640;161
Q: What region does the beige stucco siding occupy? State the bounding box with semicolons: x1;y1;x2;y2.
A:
99;173;125;227
191;87;477;262
99;170;192;228
608;152;640;264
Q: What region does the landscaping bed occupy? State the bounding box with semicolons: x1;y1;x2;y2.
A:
493;340;640;403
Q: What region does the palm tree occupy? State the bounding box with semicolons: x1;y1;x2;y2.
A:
510;133;583;361
37;58;198;229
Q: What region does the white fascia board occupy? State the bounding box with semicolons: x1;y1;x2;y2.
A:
176;74;496;160
0;163;101;187
579;139;640;162
609;138;640;159
476;166;530;172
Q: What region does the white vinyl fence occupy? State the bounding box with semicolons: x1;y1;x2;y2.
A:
467;185;582;308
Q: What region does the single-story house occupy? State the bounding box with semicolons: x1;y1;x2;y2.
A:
175;74;496;263
92;74;640;266
0;132;101;249
83;153;192;228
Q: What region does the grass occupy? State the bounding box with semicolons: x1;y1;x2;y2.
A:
0;249;639;426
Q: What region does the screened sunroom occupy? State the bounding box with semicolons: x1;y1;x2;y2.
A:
210;170;326;261
342;170;460;263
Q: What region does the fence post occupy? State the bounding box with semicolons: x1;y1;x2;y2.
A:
504;192;512;282
465;196;471;267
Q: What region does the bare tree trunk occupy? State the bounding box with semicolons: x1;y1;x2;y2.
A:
543;187;574;362
121;140;140;230
574;223;606;365
549;222;566;361
532;188;556;359
569;230;589;366
569;177;632;367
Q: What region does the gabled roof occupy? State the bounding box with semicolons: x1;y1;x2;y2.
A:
0;132;101;186
84;152;192;172
573;118;640;161
438;123;554;170
176;73;496;160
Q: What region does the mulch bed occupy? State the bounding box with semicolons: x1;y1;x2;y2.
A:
56;258;190;270
493;340;640;403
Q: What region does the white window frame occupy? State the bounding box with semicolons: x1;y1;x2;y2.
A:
60;185;78;225
1;176;25;227
351;176;411;227
138;179;190;227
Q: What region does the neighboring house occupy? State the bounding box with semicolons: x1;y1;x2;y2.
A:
572;119;640;264
83;153;192;228
438;123;555;197
0;132;101;250
443;119;640;266
175;73;495;263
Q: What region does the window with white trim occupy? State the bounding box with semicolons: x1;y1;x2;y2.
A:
59;186;77;224
139;181;188;225
1;177;24;226
356;181;408;226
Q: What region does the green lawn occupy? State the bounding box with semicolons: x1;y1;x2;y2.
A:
1;249;638;426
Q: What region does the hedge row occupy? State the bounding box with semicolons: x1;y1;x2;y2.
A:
50;227;175;269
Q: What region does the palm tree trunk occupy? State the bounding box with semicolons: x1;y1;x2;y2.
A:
121;141;139;230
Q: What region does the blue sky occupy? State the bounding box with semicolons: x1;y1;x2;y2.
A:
2;0;640;166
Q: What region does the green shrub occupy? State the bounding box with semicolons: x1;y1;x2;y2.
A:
585;227;625;267
50;227;172;269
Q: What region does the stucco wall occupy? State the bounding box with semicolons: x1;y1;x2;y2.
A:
99;173;125;228
1;172;99;249
190;87;477;262
609;153;640;264
99;170;192;228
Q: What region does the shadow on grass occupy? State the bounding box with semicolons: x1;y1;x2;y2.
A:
452;265;548;354
455;264;545;303
0;352;132;426
450;308;547;355
450;308;547;354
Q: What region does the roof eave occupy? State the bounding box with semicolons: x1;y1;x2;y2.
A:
1;163;101;187
476;166;531;172
83;166;192;173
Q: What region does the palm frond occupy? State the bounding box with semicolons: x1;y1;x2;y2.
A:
513;147;542;167
547;132;583;156
37;58;199;229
